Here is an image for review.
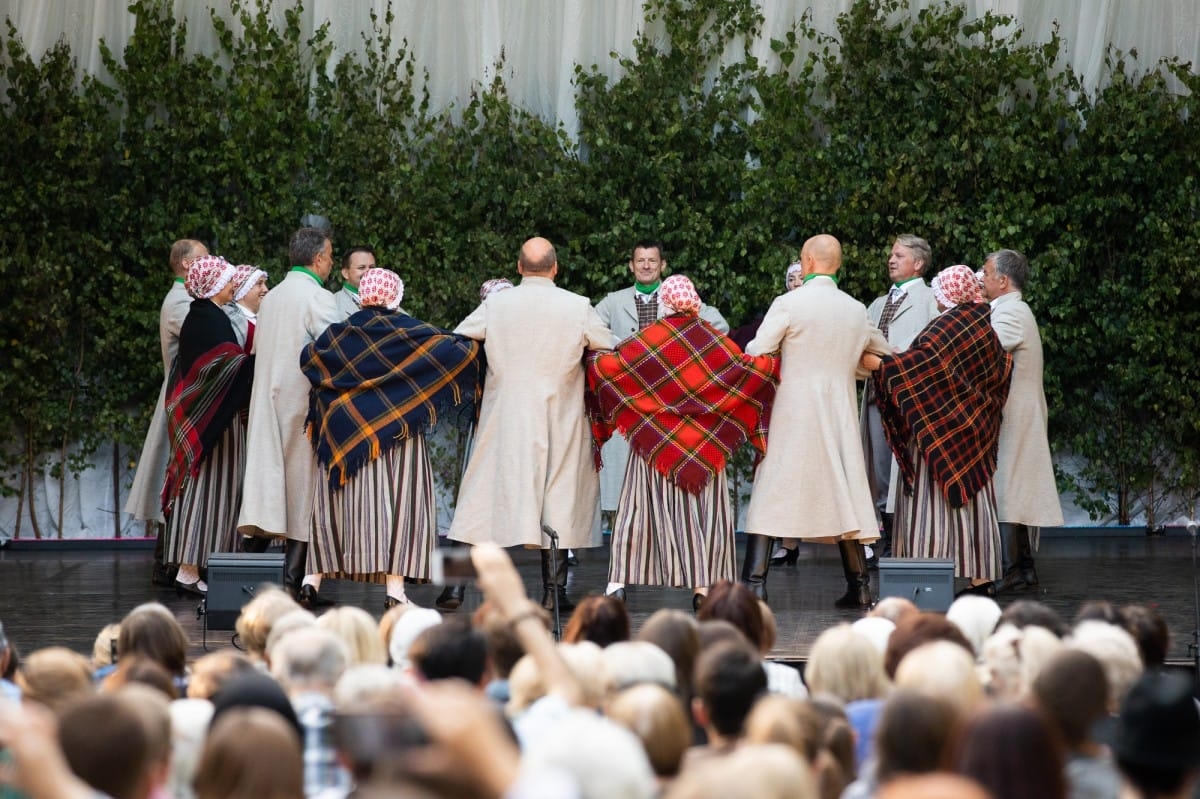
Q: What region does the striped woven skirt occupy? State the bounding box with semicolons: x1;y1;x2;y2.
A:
608;453;735;588
893;444;1001;580
164;421;245;568
310;436;435;582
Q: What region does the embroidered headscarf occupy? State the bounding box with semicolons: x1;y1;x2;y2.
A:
932;265;983;308
659;274;702;316
358;268;404;311
185;256;237;300
479;278;514;301
785;262;803;289
231;265;267;302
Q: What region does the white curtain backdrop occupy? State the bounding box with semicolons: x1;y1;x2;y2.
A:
0;0;1193;539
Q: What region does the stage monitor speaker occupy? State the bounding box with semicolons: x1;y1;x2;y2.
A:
204;552;285;631
877;557;956;612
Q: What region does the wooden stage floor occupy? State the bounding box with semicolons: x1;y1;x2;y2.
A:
1;531;1197;667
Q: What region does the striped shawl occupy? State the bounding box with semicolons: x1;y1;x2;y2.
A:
872;303;1013;508
162;341;253;511
586;315;780;494
302;308;483;489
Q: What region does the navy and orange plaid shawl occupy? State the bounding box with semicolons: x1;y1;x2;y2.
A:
162;341;252;512
302;308;483;489
585;315;780;494
873;303;1013;508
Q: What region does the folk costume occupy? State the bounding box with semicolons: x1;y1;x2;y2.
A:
302;269;483;606
225;265;266;353
872;266;1013;584
333;284;360;320
161;257;255;594
587;276;779;598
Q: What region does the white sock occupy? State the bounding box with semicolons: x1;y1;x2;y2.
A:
386;575;406;600
302;574;322;590
176;564;200;584
605;581;625;595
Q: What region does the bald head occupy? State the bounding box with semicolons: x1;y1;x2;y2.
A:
518;237;557;276
800;234;842;276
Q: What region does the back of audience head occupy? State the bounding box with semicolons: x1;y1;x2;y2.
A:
945;594;1002;658
980;622;1064;701
666;743;815;799
1067;619;1144;711
387;606;442;671
58;692;155;799
691;639;766;742
873;690;960;784
868;596;918;626
17;646;94;713
263;608;317;661
695;618;750;652
1031;648;1110;752
636;609;699;699
877;774;991;799
210;670;302;742
743;695;820;763
883;611;974;679
472;600;529;682
997;598;1069;637
106;655;179;699
953;701;1067;799
508;640;605;715
116;684;172;788
316;605;387;666
234;585;302;660
269;625;349;695
117;602;187;679
332;663;406;708
805;623;889;703
601;640;676;694
194;707;304;799
522;708;657;799
1103;670;1200;799
605;682;691;779
696;580;766;651
1075;598;1122;626
187;650;255;700
409;616;488;685
1119;603;1169;668
563;594;630;648
806;696;856;799
893;640;985;714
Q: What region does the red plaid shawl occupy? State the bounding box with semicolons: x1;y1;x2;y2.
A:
873;303;1013;508
302;308;483;489
586;315;780;494
162;341;252;512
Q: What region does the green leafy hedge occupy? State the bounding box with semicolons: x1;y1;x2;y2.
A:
1;0;1197;532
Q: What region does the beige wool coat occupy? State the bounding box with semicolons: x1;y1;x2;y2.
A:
237;270;340;542
449;275;613;549
989;292;1064;530
125;280;192;523
744;277;891;542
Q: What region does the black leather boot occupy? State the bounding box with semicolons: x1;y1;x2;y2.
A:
435;584;466;610
740;534;772;602
833;540;872;609
540;549;574;612
997;523;1036;592
879;512;894;559
151;522;178;586
1015;524;1038;587
283;539;308;599
239;535;271;554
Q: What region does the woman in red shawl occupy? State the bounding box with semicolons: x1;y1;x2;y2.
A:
867;265;1013;594
587;275;780;611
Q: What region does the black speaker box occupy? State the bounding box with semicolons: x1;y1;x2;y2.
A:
877;557;956;612
204;552;285;630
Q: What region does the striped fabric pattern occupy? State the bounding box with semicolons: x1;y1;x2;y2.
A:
608;454;736;588
586;315;780;494
893;444;1001;580
164;420;245;568
302;308;482;489
310;438;435;581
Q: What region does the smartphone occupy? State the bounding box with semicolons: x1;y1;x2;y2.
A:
430;548;477;585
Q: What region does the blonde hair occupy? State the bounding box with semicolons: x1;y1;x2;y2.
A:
804;624;889;702
234;586;302;659
316;606;387;666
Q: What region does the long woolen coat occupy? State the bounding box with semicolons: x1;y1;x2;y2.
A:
744;277;890;542
237;269;340;542
989;291;1064;532
125;280;192;523
449;275;613;549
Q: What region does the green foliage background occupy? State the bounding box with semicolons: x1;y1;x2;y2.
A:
1;0;1197;532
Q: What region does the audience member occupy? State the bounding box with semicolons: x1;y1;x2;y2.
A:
1102;671;1200;799
687;640;767;761
15;647;93;713
1067;620;1144;711
606;683;691;785
194;707;304;799
882;611;974;679
316;606;388;666
409;616;489;685
954;701;1068;799
1118;603;1169;669
562;594;631;648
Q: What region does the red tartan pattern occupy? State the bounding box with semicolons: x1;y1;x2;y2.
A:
873;304;1013;508
586;316;780;494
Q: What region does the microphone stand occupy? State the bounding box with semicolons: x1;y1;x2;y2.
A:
1189;520;1199;681
541;524;562;641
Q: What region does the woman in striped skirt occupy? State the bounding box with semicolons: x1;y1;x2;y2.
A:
162;256;255;596
868;265;1014;594
587;275;780;611
302;269;483;608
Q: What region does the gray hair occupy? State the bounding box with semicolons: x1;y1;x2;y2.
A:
986;248;1029;290
269;626;348;692
894;234;932;274
288;226;330;268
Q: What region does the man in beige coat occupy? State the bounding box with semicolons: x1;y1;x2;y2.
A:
237;227;341;605
981;248;1063;591
449;237;613;611
742;234;891;607
125;238;208;586
859;235;940;565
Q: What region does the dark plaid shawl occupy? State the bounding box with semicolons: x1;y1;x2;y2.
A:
302;308;483;489
585;315;780;494
873;303;1013;508
162;340;253;512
